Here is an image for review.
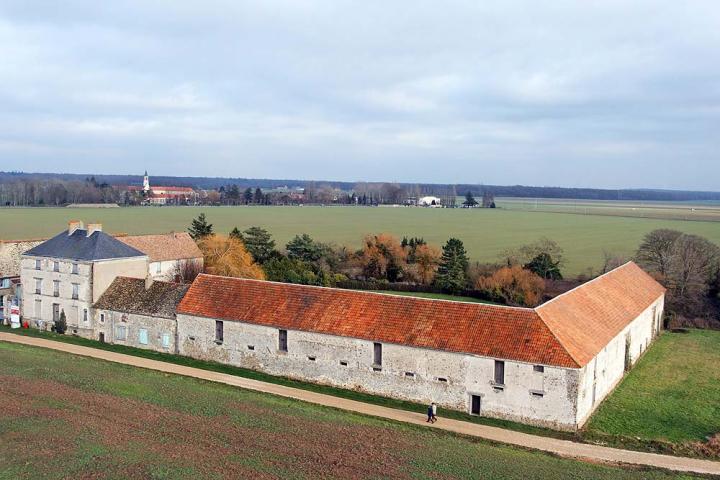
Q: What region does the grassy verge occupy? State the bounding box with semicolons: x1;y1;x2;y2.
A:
0;325;572;441
585;329;720;457
1;340;704;480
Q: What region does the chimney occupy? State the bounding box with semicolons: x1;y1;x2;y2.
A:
68;220;84;235
145;274;154;290
86;223;102;237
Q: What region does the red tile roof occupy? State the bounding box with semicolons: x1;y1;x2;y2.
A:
536;262;665;367
177;262;664;368
178;275;579;367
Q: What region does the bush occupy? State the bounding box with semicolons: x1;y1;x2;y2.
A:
53;310;67;335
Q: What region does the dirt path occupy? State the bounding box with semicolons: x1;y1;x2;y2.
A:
2;332;719;476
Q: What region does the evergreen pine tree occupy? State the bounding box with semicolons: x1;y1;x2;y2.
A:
463;191;478;207
242;226;276;264
188;213;213;240
229;227;243;240
435;238;469;294
54;309;67;335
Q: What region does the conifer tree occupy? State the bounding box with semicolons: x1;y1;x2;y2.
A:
435;238;469;293
188;213;213;240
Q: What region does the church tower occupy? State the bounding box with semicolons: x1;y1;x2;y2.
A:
143;171;150;193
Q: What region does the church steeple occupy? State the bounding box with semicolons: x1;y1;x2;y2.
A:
143;171;150;193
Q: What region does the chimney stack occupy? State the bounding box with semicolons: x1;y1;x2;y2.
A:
86;223;102;237
68;220;84;235
145;274;154;290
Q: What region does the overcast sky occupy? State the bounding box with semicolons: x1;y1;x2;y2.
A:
1;1;718;190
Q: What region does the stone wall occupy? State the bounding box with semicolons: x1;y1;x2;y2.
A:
176;313;581;430
94;309;177;353
575;294;665;426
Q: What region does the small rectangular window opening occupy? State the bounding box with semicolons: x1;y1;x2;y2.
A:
279;329;288;352
437;377;448;383
531;391;544;398
307;356;316;361
339;361;348;366
494;360;505;385
373;342;382;367
215;320;224;343
404;372;415;378
533;365;544;373
247;345;255;351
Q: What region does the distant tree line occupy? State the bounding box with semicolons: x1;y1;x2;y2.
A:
4;170;719;204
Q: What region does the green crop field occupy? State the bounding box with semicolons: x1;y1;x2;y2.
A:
0;342;703;480
587;329;720;451
2;205;720;276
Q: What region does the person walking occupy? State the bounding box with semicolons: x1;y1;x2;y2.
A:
427;403;433;423
431;402;438;423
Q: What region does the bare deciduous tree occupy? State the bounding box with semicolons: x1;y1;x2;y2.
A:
635;229;683;277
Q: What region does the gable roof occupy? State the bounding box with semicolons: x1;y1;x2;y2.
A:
118;232;202;263
23;229;146;261
178;275;579;368
535;262;665;366
94;277;190;319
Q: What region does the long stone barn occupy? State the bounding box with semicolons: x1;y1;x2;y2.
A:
168;262;665;431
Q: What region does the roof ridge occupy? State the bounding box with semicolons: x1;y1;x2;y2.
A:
194;273;536;312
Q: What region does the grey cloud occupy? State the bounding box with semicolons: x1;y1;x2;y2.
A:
0;0;718;189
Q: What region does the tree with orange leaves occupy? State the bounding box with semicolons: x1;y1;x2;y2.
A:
475;265;545;307
413;244;441;284
198;235;265;280
357;233;407;281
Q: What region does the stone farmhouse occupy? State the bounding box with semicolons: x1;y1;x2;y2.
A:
93;276;188;350
118;232;203;282
20;222;148;335
18;222;665;431
19;222;204;334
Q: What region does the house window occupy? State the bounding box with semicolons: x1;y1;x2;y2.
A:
83;309;88;323
215;320;224;343
307;356;316;361
53;261;59;272
34;299;41;318
72;263;79;274
162;333;171;349
53;280;60;297
533;365;544;373
34;278;42;295
100;313;105;323
494;360;505;385
35;259;41;270
373;342;382;367
437;377;448;383
278;329;288;352
247;345;255;351
340;361;348;366
115;325;127;341
72;283;79;300
139;329;148;345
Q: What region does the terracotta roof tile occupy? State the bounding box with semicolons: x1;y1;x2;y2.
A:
118;232;202;263
536;262;665;366
177;275;579;368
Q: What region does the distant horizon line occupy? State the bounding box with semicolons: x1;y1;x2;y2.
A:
2;170;719;195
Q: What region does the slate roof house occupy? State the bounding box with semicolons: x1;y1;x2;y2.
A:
20;221;148;335
176;262;665;430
